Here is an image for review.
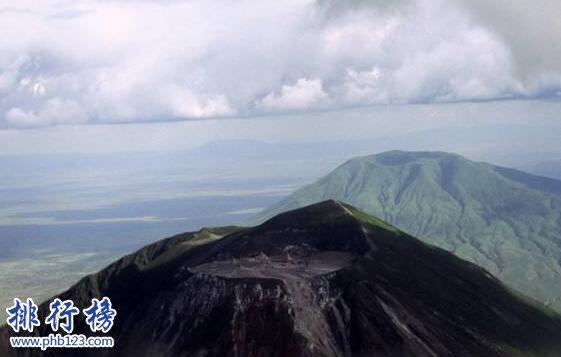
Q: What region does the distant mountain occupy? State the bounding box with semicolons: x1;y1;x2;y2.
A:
523;159;561;180
2;201;561;356
255;151;561;312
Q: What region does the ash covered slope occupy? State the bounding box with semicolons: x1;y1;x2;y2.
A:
254;151;561;311
3;201;561;357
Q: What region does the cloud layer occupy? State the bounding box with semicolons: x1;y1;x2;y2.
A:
0;0;559;127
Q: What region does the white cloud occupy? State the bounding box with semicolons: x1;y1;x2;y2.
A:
257;78;328;112
165;85;233;118
5;108;41;127
462;0;561;87
5;98;88;128
0;0;559;128
336;67;387;104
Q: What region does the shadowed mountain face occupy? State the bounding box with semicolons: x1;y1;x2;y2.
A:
255;151;561;312
2;201;561;357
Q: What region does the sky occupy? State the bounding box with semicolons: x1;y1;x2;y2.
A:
1;100;560;165
0;0;560;159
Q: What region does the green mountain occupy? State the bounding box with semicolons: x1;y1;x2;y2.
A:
3;201;561;356
255;151;561;312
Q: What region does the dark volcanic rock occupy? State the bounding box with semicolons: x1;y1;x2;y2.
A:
2;201;561;357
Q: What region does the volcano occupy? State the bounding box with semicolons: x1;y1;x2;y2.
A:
2;201;561;356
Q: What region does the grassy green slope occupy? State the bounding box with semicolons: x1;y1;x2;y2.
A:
255;151;561;311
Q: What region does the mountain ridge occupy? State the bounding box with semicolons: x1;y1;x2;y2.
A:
254;151;561;312
2;201;561;356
